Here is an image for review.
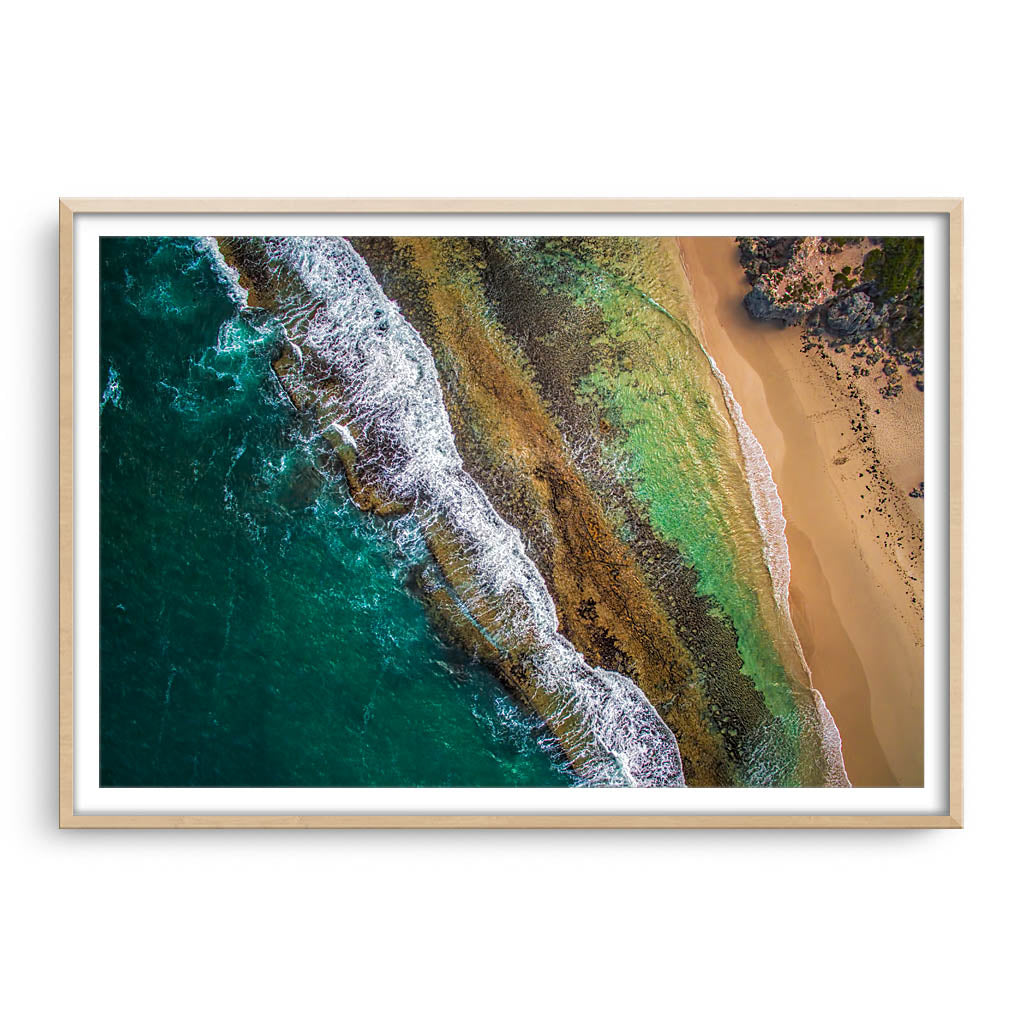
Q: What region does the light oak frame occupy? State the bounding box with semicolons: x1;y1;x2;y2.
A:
59;198;963;828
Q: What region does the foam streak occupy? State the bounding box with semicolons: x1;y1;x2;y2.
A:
264;237;685;788
703;352;850;787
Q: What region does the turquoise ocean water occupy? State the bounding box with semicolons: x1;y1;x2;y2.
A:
99;237;573;786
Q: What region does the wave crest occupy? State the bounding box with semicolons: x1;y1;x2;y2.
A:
262;236;685;788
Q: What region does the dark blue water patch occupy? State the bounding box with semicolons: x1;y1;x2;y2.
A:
99;237;573;787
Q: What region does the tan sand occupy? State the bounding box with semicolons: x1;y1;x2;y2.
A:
677;237;924;787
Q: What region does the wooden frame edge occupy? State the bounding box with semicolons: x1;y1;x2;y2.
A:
59;814;962;829
59;198;964;830
59;199;74;829
948;200;964;828
58;196;964;215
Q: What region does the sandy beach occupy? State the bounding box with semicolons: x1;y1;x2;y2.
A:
678;238;924;787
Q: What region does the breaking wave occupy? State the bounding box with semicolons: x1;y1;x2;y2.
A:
195;237;249;309
229;236;685;788
701;344;849;787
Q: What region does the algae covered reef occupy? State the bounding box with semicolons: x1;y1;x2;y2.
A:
217;234;848;787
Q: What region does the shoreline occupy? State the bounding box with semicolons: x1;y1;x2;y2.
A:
218;234;879;787
678;237;923;787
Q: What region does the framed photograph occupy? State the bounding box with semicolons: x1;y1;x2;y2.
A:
59;198;962;828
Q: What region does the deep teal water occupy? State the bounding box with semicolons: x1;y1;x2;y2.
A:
99;237;573;787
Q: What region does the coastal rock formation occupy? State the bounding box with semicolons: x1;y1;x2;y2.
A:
737;236;925;387
743;284;807;326
825;292;881;336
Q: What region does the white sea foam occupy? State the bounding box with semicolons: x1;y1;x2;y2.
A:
701;347;850;787
196;237;250;309
265;236;684;788
704;355;798;642
100;364;123;411
812;688;850;788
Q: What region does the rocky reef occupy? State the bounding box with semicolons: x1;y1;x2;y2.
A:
215;235;847;787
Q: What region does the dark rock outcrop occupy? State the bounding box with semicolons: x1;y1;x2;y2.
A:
825;292;881;336
736;236;925;391
743;285;806;326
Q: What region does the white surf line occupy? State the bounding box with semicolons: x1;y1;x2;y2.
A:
196;236;249;309
568;250;849;786
706;350;850;786
255;235;685;788
678;255;850;787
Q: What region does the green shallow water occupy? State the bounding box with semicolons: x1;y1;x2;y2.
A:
99;237;574;787
526;243;799;719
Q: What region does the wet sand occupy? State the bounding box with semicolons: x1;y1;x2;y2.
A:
678;238;924;787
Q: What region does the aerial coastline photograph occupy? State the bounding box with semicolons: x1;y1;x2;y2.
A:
99;233;924;789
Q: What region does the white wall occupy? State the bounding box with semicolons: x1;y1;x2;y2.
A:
3;2;1017;1021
